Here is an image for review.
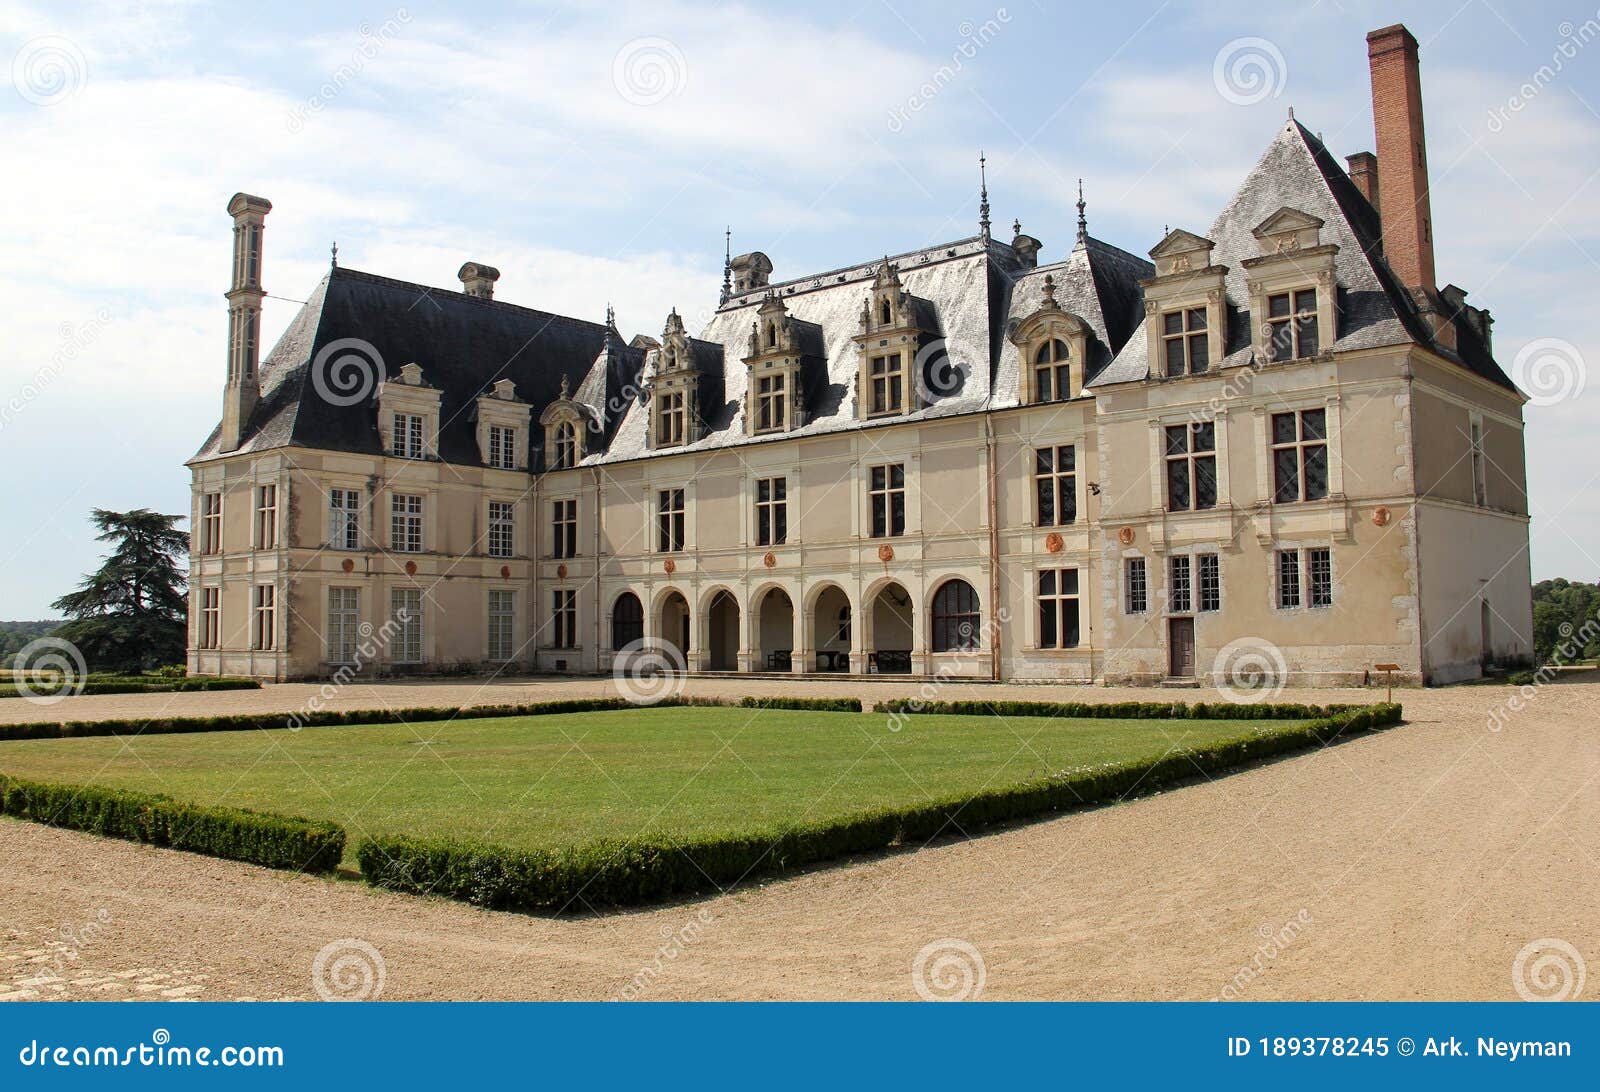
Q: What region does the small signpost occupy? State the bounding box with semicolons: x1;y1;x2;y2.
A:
1373;663;1400;703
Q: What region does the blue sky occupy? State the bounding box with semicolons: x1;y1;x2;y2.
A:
2;0;1596;617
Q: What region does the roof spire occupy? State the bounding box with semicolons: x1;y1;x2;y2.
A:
330;240;338;268
978;152;991;243
606;301;615;328
1075;179;1088;247
720;226;732;305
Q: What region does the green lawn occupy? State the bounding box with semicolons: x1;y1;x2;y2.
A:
0;707;1307;864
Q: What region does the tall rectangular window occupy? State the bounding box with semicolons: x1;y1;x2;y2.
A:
327;587;359;663
487;425;517;470
1165;421;1217;511
391;493;424;552
1276;547;1333;609
1033;338;1071;403
1308;547;1333;607
657;488;685;552
1198;553;1221;612
1470;420;1487;506
869;463;906;537
1162;308;1209;376
551;589;577;649
1271;409;1328;503
329;488;361;550
200;493;222;555
394;412;425;459
657;391;686;447
254;484;278;549
1276;550;1302;609
198;586;220;648
754;373;786;433
1169;555;1192;614
488;590;515;662
488;500;516;558
868;354;905;415
1266;289;1319;362
1124;557;1148;615
1034;445;1077;526
1037;568;1081;649
755;477;787;546
550;498;577;559
251;584;275;651
390;588;423;663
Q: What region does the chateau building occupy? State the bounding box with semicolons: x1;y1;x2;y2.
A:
188;25;1532;687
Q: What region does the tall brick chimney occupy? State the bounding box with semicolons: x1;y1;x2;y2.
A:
1367;24;1436;294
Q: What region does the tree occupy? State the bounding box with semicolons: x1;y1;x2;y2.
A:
52;509;188;673
1531;578;1600;665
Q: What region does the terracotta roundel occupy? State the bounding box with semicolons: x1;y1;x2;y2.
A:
1117;527;1136;546
663;558;677;575
762;551;777;569
1372;505;1392;527
501;565;512;579
404;560;417;576
877;543;895;562
341;558;355;573
557;563;568;579
1044;532;1064;554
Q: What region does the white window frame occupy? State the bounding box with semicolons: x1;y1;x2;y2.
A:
327;586;359;664
549;498;577;559
390;588;423;663
329;487;361;550
254;484;278;550
755;476;787;546
394;412;426;459
199;586;220;648
488;424;518;470
868;462;906;538
391;493;424;553
488;500;516;559
1124;556;1148;615
200;493;222;555
251;584;276;651
488;589;516;662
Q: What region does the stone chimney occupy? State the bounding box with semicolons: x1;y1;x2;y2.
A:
221;192;271;453
1367;24;1436;294
458;261;500;299
728;252;772;294
1346;151;1380;211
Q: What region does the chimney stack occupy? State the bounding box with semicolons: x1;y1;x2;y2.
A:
221;192;271;453
458;262;500;299
1367;24;1436;295
1346;151;1380;211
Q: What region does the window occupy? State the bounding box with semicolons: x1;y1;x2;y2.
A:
394;412;425;459
754;373;786;433
198;586;220;648
932;580;981;653
251;584;275;651
1276;550;1302;609
869;463;906;537
1308;547;1333;607
1034;445;1077;526
1033;339;1071;402
551;589;578;649
391;588;423;662
327;587;359;663
756;477;787;546
549;499;576;559
329;488;361;550
253;484;277;549
1037;568;1080;649
657;488;685;552
1271;409;1328;503
612;592;644;650
1125;558;1148;615
488;500;516;559
391;493;424;552
1265;289;1319;362
657;391;687;447
1470;419;1487;506
1165;422;1217;511
1162;308;1209;377
1169;555;1192;614
868;354;904;416
488;590;515;662
1198;553;1221;612
489;424;519;470
200;493;222;555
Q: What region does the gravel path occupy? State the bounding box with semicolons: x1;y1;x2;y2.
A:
1;678;1594;1001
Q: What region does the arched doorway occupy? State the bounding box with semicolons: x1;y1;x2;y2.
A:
706;589;740;672
612;592;644;650
868;581;913;674
657;590;690;664
931;579;981;653
755;587;795;671
811;585;852;672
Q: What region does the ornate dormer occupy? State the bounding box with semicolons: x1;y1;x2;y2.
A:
742;293;813;435
1141;229;1229;379
475;376;531;471
645;309;703;448
1241;207;1338;365
852;260;933;419
1009;274;1091;403
377;363;442;460
728;252;772;295
538;374;587;471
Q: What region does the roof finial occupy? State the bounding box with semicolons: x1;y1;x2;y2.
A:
606;302;615;328
720;226;732;304
1287;106;1295;121
1013;217;1021;237
978;152;991;243
1042;273;1057;305
1075;179;1088;246
330;240;338;268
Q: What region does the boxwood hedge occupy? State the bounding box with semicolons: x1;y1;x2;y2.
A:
0;772;344;872
0;676;260;700
874;698;1355;720
357;702;1402;913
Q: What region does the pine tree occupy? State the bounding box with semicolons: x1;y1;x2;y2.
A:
52;509;189;672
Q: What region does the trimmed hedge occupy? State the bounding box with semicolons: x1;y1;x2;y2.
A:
0;772;344;873
874;698;1355;721
0;677;260;699
358;702;1403;913
737;695;863;713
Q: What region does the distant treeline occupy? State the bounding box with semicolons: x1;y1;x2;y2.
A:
0;621;61;667
1532;579;1600;665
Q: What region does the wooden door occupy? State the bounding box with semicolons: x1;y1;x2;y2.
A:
1168;618;1196;677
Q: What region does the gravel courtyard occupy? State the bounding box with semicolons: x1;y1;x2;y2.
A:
1;675;1594;1002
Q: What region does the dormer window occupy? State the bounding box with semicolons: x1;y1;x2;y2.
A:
880;298;892;326
1162;307;1209;376
379;363;442;461
1010;274;1090;404
487;424;517;470
1141;229;1227;383
1265;290;1320;361
394;412;425;459
868;354;905;416
1242;207;1338;365
853;260;935;420
657;391;687;446
742;293;814;436
1033;339;1071;402
766;322;777;348
754;374;786;433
